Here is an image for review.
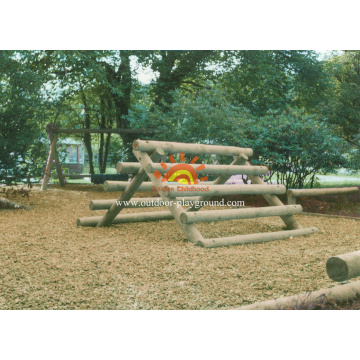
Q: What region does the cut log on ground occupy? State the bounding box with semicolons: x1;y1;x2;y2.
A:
236;280;360;310
197;227;318;248
78;210;174;227
0;197;31;210
326;250;360;282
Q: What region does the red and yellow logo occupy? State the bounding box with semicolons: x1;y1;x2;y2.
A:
153;152;208;185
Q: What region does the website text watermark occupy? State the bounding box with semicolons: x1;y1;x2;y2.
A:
116;199;245;209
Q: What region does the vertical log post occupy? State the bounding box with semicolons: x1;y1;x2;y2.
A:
287;194;296;205
50;129;66;187
41;131;59;191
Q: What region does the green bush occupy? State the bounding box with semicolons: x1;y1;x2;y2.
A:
243;109;350;188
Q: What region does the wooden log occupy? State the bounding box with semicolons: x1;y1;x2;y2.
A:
197;227;319;248
103;181;155;192
244;161;302;230
41;133;58;191
134;149;205;243
180;205;303;224
116;162;143;173
168;184;286;198
288;187;359;198
133;139;253;157
90;198;162;210
77;210;173;227
236;280;360;310
96;149;165;227
187;153;250;212
103;180;213;192
287;195;296;205
145;163;269;176
54;145;66;186
0;197;32;210
326;250;360;282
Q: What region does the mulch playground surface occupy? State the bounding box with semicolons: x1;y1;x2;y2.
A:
1;184;360;310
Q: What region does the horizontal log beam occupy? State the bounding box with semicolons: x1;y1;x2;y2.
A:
77;210;174;227
103;181;154;192
133;139;253;157
326;250;360;282
197;227;319;248
90;197;160;210
167;184;286;198
288;187;359;198
104;180;213;192
116;162;143;173
236;280;360;310
145;163;269;176
90;197;206;210
180;205;303;224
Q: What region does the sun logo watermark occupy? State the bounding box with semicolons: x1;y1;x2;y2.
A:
152;152;208;185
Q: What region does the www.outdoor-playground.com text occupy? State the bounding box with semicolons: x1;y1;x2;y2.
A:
116;199;245;209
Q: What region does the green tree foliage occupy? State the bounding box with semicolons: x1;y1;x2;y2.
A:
28;50;137;167
149;50;216;108
324;51;360;149
242;109;349;188
1;50;349;187
0;51;47;184
129;85;248;146
219;51;328;115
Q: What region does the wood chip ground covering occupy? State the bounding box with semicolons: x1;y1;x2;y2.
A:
1;184;359;310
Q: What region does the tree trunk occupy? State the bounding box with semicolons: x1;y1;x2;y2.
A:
83;120;95;175
81;93;95;175
113;52;138;161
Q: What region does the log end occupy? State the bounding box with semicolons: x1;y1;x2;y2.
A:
115;162;123;173
180;213;188;224
326;257;349;282
132;139;141;149
89;201;95;210
154;148;165;157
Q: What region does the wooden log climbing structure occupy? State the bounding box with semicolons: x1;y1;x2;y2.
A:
77;139;319;247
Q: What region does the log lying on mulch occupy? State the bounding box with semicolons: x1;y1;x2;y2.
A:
236;280;360;310
0;197;31;210
326;250;360;282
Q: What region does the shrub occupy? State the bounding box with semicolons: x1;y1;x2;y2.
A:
243;109;349;189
